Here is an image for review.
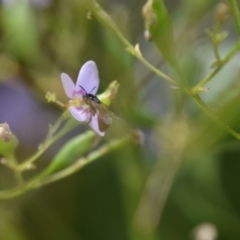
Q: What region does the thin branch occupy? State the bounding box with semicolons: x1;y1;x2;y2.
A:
0;135;131;199
228;0;240;36
20;113;77;170
29;135;131;188
190;93;240;140
90;1;177;86
91;1;240;142
192;40;240;93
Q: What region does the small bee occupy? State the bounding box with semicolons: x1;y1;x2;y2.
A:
79;85;113;133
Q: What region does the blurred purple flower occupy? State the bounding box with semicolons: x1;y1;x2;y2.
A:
61;61;105;136
0;78;59;156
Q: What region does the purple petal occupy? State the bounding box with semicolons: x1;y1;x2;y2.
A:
88;114;105;136
76;61;99;95
61;73;75;98
69;107;90;122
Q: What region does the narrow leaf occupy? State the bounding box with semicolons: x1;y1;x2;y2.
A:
38;131;97;178
143;0;179;72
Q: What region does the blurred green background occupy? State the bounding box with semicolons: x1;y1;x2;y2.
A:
1;0;240;239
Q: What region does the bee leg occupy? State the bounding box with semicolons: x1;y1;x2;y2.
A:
86;114;92;124
86;108;94;124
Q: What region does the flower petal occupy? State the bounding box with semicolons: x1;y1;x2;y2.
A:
69;107;90;122
76;61;99;95
61;73;75;98
88;114;105;136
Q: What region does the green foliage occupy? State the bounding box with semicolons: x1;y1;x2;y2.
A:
143;0;179;72
0;0;240;240
39;131;96;177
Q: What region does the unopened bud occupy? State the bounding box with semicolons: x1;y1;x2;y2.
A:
98;80;120;106
142;0;156;29
144;29;152;41
142;0;152;20
46;92;66;108
215;2;229;25
0;123;11;142
214;31;228;44
46;92;57;103
134;43;142;57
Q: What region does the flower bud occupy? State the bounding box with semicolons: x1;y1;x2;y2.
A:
0;123;11;142
46;92;57;103
0;122;18;157
98;80;120;106
142;0;152;21
215;2;229;26
144;29;152;41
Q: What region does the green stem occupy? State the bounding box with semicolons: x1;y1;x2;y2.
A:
128;46;177;85
228;0;240;36
20;138;56;170
211;23;222;62
90;1;177;86
0;135;131;199
213;43;221;62
2;0;240;200
14;168;24;186
91;1;132;48
0;187;28;199
192;40;240;93
190;93;240;140
91;1;240;141
4;155;24;186
29;135;131;188
20;113;75;170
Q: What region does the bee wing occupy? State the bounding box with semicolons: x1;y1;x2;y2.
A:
99;102;123;123
90;101;113;125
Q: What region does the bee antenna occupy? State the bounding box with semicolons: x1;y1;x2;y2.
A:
79;85;87;94
90;86;96;93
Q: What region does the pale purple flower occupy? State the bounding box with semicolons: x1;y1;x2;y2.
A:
61;61;106;136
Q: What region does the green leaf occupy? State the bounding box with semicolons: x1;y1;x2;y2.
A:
143;0;179;72
38;131;97;178
0;123;18;158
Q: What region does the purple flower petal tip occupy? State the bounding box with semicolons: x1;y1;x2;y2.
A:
61;73;75;99
76;61;99;94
